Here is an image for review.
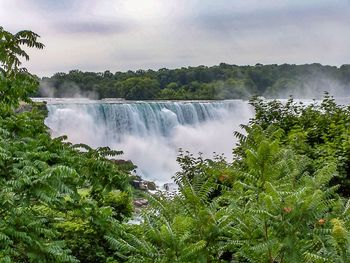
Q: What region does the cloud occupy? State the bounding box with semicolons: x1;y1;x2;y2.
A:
189;3;350;37
25;0;79;13
54;20;131;35
1;0;350;76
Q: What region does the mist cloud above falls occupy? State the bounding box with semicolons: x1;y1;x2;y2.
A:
264;68;350;99
45;101;254;183
39;80;99;99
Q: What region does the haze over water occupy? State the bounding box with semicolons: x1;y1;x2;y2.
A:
41;99;253;183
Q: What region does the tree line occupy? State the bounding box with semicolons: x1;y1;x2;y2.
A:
37;63;350;100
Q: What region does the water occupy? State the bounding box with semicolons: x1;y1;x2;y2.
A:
37;99;254;183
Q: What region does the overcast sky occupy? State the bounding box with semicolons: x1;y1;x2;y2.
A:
1;0;349;76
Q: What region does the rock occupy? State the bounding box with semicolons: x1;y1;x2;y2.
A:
162;183;179;199
133;198;149;207
132;180;148;190
131;177;157;191
146;181;157;191
163;183;178;192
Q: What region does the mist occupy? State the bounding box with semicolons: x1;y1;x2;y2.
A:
39;80;99;99
45;100;253;183
265;73;350;99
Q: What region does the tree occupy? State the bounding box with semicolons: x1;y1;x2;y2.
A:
246;95;350;196
0;26;44;75
0;26;133;262
0;27;44;108
37;63;350;100
117;77;160;100
109;126;350;262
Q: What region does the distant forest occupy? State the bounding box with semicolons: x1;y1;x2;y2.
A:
37;63;350;100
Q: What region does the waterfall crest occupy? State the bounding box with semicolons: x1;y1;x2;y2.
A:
42;99;253;182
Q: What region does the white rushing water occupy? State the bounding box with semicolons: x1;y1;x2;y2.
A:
37;99;254;183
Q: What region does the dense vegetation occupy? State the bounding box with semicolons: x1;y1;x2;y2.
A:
37;63;350;100
0;26;134;262
2;26;350;262
110;97;350;262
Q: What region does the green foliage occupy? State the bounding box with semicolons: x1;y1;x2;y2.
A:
107;161;233;262
116;77;160;100
111;126;350;262
38;63;350;100
0;103;134;262
0;26;44;75
246;95;350;196
0;26;133;262
228;127;349;262
0;27;44;109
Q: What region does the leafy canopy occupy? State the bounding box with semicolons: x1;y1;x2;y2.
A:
0;26;133;262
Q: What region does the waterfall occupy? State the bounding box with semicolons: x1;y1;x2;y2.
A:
42;99;253;183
